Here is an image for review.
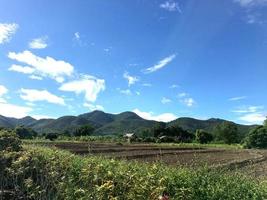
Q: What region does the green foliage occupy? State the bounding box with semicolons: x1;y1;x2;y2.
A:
2;146;267;199
244;126;267;149
264;117;267;127
14;126;37;139
214;122;239;144
195;129;213;144
0;129;22;152
74;124;95;136
45;132;58;141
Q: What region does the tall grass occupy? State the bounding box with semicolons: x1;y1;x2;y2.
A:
2;145;267;200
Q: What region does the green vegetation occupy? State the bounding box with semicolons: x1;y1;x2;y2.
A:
214;122;239;144
73;124;95;136
1;144;266;199
195;129;213;144
14;126;37;139
244;126;267;149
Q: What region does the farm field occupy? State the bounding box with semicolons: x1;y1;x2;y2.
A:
40;141;267;179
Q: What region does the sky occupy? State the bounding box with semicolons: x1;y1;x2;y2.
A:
0;0;267;125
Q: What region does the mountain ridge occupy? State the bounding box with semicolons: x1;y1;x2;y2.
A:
0;111;257;135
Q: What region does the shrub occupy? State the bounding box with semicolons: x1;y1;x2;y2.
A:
3;146;267;200
0;129;22;152
15;126;37;139
195;129;213;144
45;133;58;141
73;125;95;136
244;126;267;149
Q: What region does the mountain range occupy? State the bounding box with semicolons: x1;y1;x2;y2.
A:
0;111;256;136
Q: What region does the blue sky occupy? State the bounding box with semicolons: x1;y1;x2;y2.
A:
0;0;267;125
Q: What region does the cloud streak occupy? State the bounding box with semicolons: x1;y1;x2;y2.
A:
143;54;176;73
29;36;48;49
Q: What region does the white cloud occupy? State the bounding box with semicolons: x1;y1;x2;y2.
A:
32;114;55;120
136;91;141;96
0;23;18;44
234;0;267;7
232;105;264;113
160;1;182;12
59;74;105;102
182;98;195;107
229;96;247;101
8;50;74;83
178;92;188;98
133;108;177;122
0;85;8;96
20;88;65;105
142;83;152;87
0;102;32;118
161;97;172;104
143;54;176;73
8;64;35;74
83;103;104;111
29;75;43;80
74;32;80;40
123;72;139;86
239;113;266;124
29;36;48;49
117;88;132;95
170;84;179;88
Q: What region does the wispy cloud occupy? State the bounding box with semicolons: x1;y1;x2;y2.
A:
0;85;8;96
29;36;48;49
178;92;188;98
142;83;152;87
83;103;104;111
182;98;195;107
143;54;176;74
29;75;43;80
59;74;105;102
161;97;172;104
170;84;179;88
20;88;65;106
133;108;177;122
8;64;35;74
160;0;182;13
117;88;132;95
234;0;267;7
8;50;74;83
232;105;266;124
0;23;18;44
231;105;263;113
123;72;139;86
228;96;247;101
239;113;266;124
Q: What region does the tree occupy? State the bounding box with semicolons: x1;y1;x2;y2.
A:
264;117;267;127
244;126;267;149
45;133;58;141
74;125;95;136
214;122;239;144
14;126;37;139
195;129;213;144
165;126;194;142
152;123;166;137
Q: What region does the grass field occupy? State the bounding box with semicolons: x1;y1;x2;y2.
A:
26;141;267;180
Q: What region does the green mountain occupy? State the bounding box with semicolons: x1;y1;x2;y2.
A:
0;111;257;136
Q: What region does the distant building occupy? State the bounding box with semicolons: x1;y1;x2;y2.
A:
123;133;137;143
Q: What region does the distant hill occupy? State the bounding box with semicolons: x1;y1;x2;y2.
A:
0;111;257;136
168;117;256;137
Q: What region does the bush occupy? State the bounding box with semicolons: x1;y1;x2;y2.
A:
244;126;267;149
3;146;267;199
73;125;95;136
45;133;58;141
15;126;37;139
0;130;22;152
196;129;213;144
